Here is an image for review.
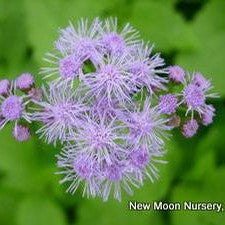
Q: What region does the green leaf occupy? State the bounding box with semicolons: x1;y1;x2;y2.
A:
76;198;164;225
170;167;225;225
0;188;20;225
130;0;198;52
184;151;216;182
23;0;119;64
0;125;55;194
0;0;28;74
176;0;225;96
183;100;225;182
16;197;67;225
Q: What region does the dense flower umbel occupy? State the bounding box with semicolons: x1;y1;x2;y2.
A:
49;19;218;200
0;18;218;201
57;117;166;201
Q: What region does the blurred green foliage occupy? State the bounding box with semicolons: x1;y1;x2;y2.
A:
0;0;225;224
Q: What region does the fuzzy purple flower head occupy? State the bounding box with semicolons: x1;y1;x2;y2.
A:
168;65;185;83
158;94;178;115
201;104;215;126
182;119;199;138
33;83;88;145
16;73;34;91
0;81;32;131
0;79;10;96
13;124;31;142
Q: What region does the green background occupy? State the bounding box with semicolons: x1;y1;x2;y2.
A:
0;0;225;224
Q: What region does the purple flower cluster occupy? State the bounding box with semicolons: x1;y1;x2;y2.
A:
167;67;218;138
39;18;170;201
0;18;218;201
56;101;170;201
40;19;217;200
0;74;39;142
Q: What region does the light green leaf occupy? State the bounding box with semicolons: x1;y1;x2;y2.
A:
0;125;55;193
76;198;164;225
0;188;19;225
130;0;198;52
176;0;225;95
0;0;28;74
24;0;119;63
170;167;225;225
16;197;67;225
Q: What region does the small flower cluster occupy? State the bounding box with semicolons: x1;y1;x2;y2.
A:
0;18;218;201
166;66;218;138
0;74;42;142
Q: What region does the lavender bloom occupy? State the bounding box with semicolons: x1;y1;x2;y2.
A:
158;94;178;115
59;55;83;79
13;124;31;142
91;97;118;119
129;147;149;170
16;73;34;91
41;52;84;86
182;119;199;138
201;104;215;126
1;96;24;120
41;19;102;85
57;150;101;198
121;98;171;152
57;148;138;201
0;79;10;96
55;18;102;64
65;111;126;165
80;53;136;104
192;73;211;89
33;84;88;145
127;43;168;95
183;83;205;114
102;160;138;202
168;65;185;83
181;73;218;117
127;146;166;184
99;17;140;55
0;82;31;130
